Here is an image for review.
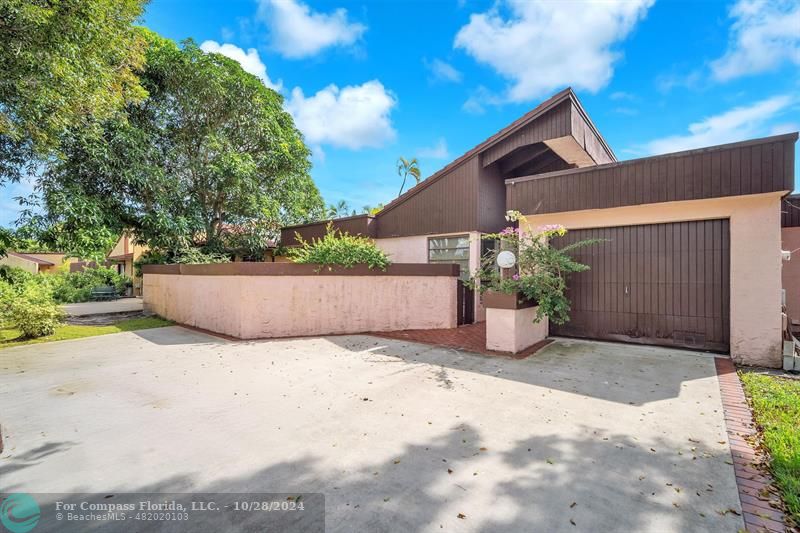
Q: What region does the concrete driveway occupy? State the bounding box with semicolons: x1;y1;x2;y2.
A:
61;297;143;316
0;327;743;532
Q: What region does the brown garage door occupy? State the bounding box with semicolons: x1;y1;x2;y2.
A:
551;220;730;352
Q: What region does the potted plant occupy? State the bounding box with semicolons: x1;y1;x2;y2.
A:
468;210;601;324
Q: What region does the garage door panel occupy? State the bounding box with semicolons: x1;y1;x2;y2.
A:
552;220;730;352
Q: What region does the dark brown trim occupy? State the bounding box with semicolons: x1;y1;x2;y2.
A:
142;262;460;277
107;253;134;261
483;290;537;310
282;213;373;231
280;214;377;246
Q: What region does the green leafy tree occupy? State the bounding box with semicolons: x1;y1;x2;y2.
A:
362;203;384;215
29;31;323;260
396;157;421;196
0;0;148;184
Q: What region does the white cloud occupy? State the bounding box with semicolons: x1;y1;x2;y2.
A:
462;85;503;114
454;0;653;102
613;107;639;116
643;94;795;155
655;69;703;93
424;58;463;83
285;80;397;150
200;40;282;90
609;91;636;101
258;0;366;59
711;0;800;81
418;138;449;159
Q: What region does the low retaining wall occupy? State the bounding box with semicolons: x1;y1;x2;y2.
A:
142;263;460;339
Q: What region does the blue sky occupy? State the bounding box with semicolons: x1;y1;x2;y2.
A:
2;0;799;226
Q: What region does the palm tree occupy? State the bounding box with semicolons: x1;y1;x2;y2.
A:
327;200;355;218
397;157;421;196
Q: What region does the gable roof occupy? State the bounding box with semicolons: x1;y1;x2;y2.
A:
7;251;55;265
377;87;614;218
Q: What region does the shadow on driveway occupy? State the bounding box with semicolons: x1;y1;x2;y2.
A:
325;335;721;406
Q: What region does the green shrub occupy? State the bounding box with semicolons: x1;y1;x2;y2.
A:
289;223;390;270
47;266;130;303
9;284;64;338
0;279;15;329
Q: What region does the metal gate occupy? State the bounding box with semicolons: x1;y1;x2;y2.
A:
457;280;474;325
552;219;730;352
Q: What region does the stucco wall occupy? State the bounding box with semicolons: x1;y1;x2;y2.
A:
519;192;784;367
781;226;800;326
0;254;38;273
375;231;486;320
144;270;458;339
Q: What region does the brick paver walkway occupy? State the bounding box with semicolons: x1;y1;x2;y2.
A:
374;321;551;358
715;358;789;532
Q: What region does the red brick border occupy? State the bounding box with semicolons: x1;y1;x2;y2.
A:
374;322;552;359
715;357;789;532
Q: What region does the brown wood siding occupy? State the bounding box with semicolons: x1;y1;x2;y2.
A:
782;194;800;227
481;101;572;167
551;219;730;352
507;134;797;215
281;215;376;246
376;157;480;237
571;102;615;165
478;161;508;233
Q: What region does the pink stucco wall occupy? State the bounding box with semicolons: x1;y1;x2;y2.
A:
375;231;485;320
143;271;458;339
781;226;800;327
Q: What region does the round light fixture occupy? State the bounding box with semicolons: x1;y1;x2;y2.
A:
496;250;516;269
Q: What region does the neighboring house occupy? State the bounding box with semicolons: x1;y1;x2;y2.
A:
71;234;148;296
781;194;800;329
282;87;798;368
0;251;78;274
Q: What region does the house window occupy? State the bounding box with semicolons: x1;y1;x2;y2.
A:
428;235;470;279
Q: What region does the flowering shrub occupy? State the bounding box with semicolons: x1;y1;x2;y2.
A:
467;210;603;325
289;223;390;270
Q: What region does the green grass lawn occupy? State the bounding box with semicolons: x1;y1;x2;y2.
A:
0;316;173;349
739;372;800;524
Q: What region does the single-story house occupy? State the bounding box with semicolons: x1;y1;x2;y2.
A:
282;87;797;367
0;251;78;274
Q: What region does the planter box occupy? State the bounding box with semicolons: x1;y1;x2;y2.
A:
482;290;536;310
484;291;547;354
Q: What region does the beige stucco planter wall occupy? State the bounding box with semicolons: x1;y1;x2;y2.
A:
484;292;549;353
142;264;459;339
519;192;784;367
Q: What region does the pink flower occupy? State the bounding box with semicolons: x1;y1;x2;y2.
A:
512;274;520;281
